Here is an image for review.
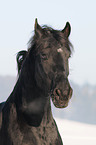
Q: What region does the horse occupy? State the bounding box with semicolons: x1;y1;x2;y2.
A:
0;19;73;145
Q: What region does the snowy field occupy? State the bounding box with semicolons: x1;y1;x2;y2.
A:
55;118;96;145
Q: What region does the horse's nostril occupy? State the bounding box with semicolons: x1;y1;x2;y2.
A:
55;89;61;96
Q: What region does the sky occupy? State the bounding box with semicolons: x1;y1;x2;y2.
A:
0;0;96;85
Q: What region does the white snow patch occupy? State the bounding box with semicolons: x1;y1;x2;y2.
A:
55;118;96;145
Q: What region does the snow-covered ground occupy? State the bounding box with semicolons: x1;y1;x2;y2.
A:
55;118;96;145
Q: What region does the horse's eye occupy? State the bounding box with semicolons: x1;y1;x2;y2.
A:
40;54;48;60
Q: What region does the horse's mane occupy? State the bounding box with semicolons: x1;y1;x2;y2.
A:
16;50;28;73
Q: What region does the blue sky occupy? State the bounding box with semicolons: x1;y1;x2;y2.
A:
0;0;96;85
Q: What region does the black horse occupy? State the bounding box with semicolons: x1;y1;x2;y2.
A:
0;19;73;145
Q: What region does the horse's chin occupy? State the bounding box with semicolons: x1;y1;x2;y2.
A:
51;87;73;108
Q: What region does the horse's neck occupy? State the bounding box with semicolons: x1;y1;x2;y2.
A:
15;67;53;126
17;85;52;126
11;54;53;126
15;56;37;108
40;98;53;126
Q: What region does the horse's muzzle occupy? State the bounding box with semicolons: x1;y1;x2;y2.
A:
51;85;73;108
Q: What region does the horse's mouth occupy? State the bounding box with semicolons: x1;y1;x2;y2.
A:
51;87;73;108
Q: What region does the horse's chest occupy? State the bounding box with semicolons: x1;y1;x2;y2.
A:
19;124;58;145
30;125;58;145
9;116;58;145
9;125;58;145
8;104;60;145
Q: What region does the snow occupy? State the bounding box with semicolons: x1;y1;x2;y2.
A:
55;118;96;145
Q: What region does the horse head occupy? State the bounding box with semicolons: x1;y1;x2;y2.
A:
17;19;73;109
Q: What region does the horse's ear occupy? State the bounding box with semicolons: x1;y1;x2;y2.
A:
62;22;71;38
35;18;43;37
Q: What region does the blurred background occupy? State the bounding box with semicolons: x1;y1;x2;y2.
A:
0;0;96;144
